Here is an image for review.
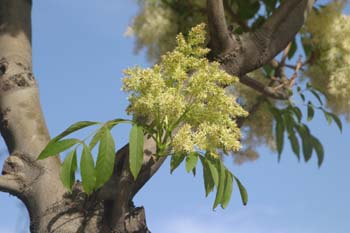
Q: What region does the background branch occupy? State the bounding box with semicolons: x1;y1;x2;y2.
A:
209;0;315;76
238;75;290;100
207;0;234;53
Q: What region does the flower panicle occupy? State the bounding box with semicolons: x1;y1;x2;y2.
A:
122;23;248;157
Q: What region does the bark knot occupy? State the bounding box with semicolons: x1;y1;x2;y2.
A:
0;58;9;76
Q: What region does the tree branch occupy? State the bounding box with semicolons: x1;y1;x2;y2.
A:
207;0;234;53
240;0;314;74
238;75;291;100
209;0;315;76
131;156;166;198
98;138;165;201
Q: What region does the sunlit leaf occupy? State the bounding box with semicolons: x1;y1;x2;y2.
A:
89;127;104;150
186;152;198;173
107;118;133;129
52;121;99;142
95;127;116;189
213;160;226;209
234;176;248;206
38;138;80;160
170;153;186;174
207;158;219;187
201;157;215;196
80;144;96;194
129;124;144;179
60;149;77;191
221;169;233;209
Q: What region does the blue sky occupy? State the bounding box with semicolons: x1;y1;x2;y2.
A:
0;1;349;232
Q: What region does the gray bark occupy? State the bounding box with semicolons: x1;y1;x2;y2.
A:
207;0;315;95
0;0;315;232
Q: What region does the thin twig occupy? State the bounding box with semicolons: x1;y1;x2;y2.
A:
288;56;303;87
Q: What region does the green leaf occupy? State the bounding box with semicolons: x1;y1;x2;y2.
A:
313;87;328;100
60;149;77;191
323;111;332;125
89;127;104;150
129;124;144;179
275;118;285;158
283;112;294;132
311;136;324;167
296;124;313;162
191;167;196;176
327;112;342;132
213;160;226;209
291;106;302;122
310;90;323;105
89;119;132;150
107;118;132;129
303;140;313;162
95;127;116;189
221;169;233;209
186;152;198;173
289;128;300;160
288;38;297;59
283;113;299;159
234;176;248;206
80;144;96;194
302;40;313;59
238;1;260;20
270;106;282;122
38;138;80;160
52;121;99;142
170;153;186;174
201;157;215;196
307;102;314;121
300;93;305;102
207;158;219;187
262;64;274;77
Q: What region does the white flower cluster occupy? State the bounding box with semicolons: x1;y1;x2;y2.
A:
126;1;207;62
229;70;276;164
304;1;350;121
123;24;248;157
125;3;178;63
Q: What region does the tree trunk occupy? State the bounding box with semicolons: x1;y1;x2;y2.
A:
0;1;152;232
